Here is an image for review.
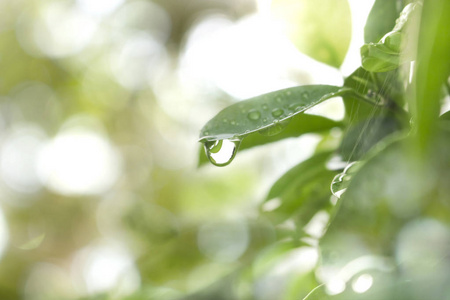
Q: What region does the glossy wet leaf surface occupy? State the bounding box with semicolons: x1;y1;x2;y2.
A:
199;85;343;142
198;114;341;166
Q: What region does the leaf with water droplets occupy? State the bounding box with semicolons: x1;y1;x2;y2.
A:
198;114;342;166
199;85;344;143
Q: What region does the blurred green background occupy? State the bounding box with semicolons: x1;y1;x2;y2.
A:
0;0;370;299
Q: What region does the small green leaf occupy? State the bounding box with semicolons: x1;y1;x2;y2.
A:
361;43;401;72
199;85;344;142
364;0;402;43
361;3;422;72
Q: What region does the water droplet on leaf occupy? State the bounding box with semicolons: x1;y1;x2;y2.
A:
262;104;268;110
204;139;241;167
271;108;284;118
247;109;261;121
330;162;362;198
258;119;290;136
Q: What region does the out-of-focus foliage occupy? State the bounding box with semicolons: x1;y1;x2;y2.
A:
271;0;352;68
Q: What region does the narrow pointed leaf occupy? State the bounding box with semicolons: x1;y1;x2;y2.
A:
364;0;401;43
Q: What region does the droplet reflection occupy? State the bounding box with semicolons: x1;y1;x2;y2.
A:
330;161;361;199
204;139;241;167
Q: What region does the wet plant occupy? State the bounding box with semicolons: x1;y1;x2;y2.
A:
197;0;450;299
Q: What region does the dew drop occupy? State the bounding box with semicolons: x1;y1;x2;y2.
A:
271;108;284;118
223;119;228;124
276;97;282;103
258;119;291;136
286;91;292;96
330;162;362;198
302;91;309;99
247;109;261;121
262;118;267;122
203;139;241;167
231;120;236;125
262;104;268;110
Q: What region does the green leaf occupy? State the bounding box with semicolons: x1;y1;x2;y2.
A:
266;151;332;201
339;116;402;161
342;68;406;123
263;151;336;226
271;0;351;68
361;3;422;72
198;114;341;166
199;85;344;142
361;43;401;72
320;132;450;286
364;0;402;43
413;0;450;152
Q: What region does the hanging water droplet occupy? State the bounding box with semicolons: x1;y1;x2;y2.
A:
330;162;362;198
258;119;291;136
247;109;261;121
262;104;268;110
271;108;284;118
203;139;241;167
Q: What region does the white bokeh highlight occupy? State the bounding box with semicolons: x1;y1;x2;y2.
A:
38;124;121;196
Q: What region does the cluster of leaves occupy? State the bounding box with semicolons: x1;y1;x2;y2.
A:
197;0;450;299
